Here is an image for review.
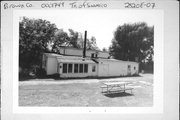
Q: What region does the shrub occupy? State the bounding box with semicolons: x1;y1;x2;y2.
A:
35;68;46;78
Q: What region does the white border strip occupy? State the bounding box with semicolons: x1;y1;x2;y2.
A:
13;9;164;114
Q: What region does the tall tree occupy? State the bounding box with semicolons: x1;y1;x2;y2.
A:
19;17;57;70
86;36;99;50
102;47;108;52
19;17;101;77
68;29;80;48
51;29;69;53
52;30;100;51
109;22;154;71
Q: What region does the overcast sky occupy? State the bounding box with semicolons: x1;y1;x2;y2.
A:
20;9;159;50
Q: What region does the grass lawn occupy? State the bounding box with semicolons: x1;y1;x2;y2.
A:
19;74;153;107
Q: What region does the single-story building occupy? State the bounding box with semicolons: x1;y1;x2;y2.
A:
42;47;139;78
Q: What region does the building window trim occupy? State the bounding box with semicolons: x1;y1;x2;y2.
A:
79;64;83;73
74;64;79;73
92;65;96;72
84;64;88;73
62;63;68;73
68;64;73;73
62;63;89;74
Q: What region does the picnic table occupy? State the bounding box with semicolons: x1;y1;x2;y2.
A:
101;81;134;94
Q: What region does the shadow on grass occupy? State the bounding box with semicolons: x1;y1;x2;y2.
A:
103;92;133;98
97;74;141;80
55;74;141;80
19;74;142;81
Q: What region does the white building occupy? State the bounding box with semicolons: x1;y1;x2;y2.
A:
42;47;139;78
58;46;109;58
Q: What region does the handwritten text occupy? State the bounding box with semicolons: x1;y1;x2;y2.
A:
3;3;33;9
41;2;65;8
124;2;155;9
69;2;107;8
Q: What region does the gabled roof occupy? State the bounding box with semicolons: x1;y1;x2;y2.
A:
59;46;109;53
57;55;95;64
43;53;63;58
44;53;96;64
57;58;95;64
43;53;138;64
95;58;139;64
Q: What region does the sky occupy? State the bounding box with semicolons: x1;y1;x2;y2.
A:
20;9;158;50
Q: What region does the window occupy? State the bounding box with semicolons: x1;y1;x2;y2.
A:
91;53;98;58
74;64;78;73
134;67;136;70
63;63;67;73
92;65;96;72
84;64;88;73
63;63;89;74
91;53;95;58
128;65;131;69
68;64;73;73
79;64;83;73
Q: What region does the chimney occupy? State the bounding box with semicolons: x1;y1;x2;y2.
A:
83;30;87;58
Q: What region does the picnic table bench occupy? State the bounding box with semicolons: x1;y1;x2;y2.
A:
101;81;134;94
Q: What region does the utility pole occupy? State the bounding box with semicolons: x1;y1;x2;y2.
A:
83;30;87;58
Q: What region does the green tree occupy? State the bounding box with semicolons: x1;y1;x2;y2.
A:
86;36;99;50
102;47;108;52
19;17;101;77
109;22;154;71
52;29;100;51
78;35;99;50
19;17;57;72
68;29;80;48
51;29;69;53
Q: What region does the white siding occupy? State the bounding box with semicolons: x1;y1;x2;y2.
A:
65;49;83;56
126;62;139;75
89;64;98;76
98;60;139;77
46;57;58;75
108;62;127;76
98;52;109;58
43;53;139;77
98;64;109;77
59;47;109;58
